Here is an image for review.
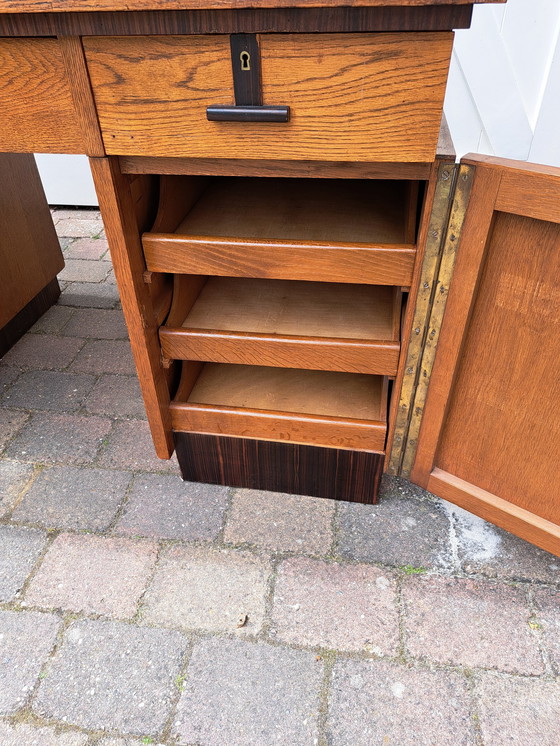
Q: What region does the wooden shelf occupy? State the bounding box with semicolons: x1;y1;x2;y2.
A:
143;176;417;286
170;362;388;452
160;276;401;374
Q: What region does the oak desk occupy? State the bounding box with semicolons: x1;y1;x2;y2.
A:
1;0;559;556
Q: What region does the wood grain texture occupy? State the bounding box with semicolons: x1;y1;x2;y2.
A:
120;156;432;181
436;211;560;524
463;155;560;225
0;38;82;153
144;236;416;286
144;176;416;285
84;33;453;162
170;362;388;451
172;278;399;340
57;36;105;156
428;470;560;558
160;278;400;374
0;153;64;329
174;432;385;505
0;6;475;37
171;178;411;244
89;157;174;458
0;0;503;14
412;157;560;545
162;330;400;376
412;163;502;481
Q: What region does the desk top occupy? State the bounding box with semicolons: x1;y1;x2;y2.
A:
0;0;506;14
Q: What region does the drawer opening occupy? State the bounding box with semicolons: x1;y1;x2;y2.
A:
160;275;402;376
142;175;418;286
170;362;388;452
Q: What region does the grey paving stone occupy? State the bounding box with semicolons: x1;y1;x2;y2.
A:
173;637;322;746
29;305;75;335
477;673;560;746
70;340;136;375
96;738;165;746
328;658;474;746
0;609;60;715
116;473;228;541
0;460;34;517
224;488;334;555
55;218;104;238
12;465;130;530
142;545;271;634
62;308;128;340
0;525;47;602
63;236;109;260
0;721;88;746
1;335;84;370
33;619;187;735
0;409;29;451
24;533;157;618
98;420;179;473
2;370;96;412
53;208;102;223
271;557;399;654
533;588;560;671
5;412;112;465
338;487;451;569
106;268;118;284
58;259;109;282
0;367;19;394
84;374;146;418
402;575;543;674
59;283;120;309
450;503;560;583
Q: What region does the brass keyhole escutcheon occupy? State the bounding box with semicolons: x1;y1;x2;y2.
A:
240;51;251;71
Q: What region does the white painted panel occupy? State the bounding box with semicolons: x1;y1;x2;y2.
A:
529;37;560;167
35;154;98;206
452;5;533;159
499;0;560;126
444;52;488;158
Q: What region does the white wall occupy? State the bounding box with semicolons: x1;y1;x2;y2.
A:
38;0;560;205
444;0;560;166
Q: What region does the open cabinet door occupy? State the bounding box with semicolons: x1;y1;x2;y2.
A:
410;154;560;556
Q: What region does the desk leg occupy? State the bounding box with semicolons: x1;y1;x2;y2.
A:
89;156;174;459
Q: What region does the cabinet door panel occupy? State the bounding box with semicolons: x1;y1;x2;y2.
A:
411;155;560;556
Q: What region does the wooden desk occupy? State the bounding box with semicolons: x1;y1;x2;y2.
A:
1;0;559;556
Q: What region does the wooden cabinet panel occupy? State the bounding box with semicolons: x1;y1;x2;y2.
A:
0;153;64;329
411;155;560;555
84;33;453;162
0;38;83;154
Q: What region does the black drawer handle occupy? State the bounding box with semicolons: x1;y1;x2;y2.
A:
207;105;290;123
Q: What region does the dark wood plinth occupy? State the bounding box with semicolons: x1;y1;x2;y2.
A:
0;279;61;358
174;432;384;504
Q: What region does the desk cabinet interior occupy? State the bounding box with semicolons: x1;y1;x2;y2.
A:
2;0;559;556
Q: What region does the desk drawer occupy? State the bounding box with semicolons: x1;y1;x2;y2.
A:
84;32;453;163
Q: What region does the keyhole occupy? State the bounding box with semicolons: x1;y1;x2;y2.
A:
240;51;251;71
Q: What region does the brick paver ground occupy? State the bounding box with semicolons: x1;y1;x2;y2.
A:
0;208;559;744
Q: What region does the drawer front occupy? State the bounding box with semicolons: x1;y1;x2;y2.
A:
0;39;82;154
84;32;453;163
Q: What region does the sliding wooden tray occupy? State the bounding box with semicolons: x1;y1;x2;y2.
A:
170;362;388;452
143;177;418;286
160;276;402;375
